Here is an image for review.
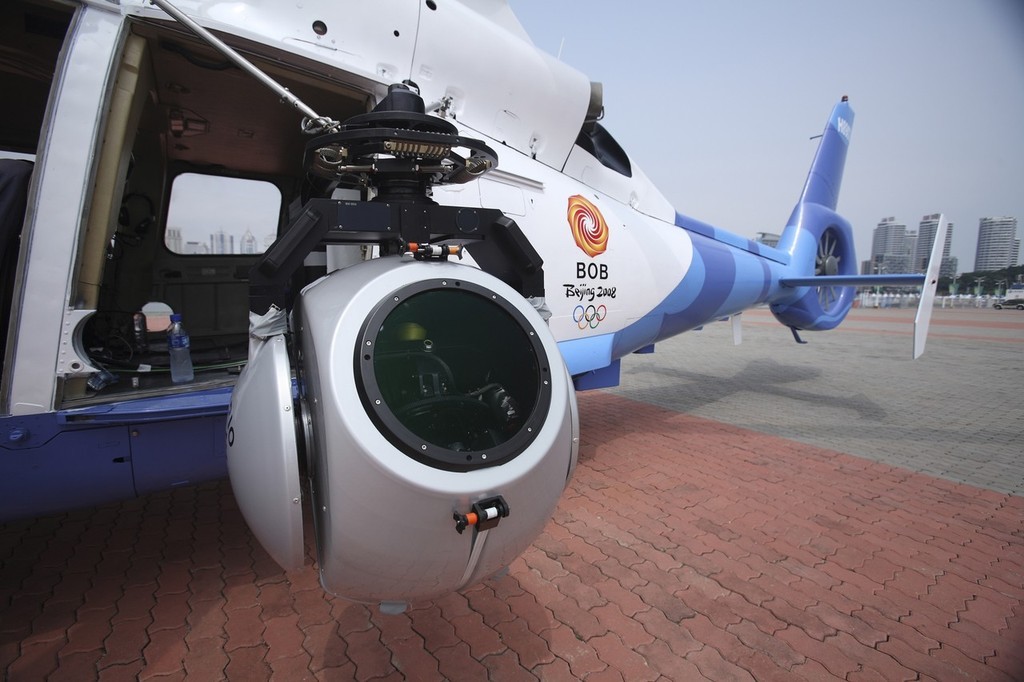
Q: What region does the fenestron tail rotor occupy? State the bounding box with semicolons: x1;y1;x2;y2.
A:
815;227;843;313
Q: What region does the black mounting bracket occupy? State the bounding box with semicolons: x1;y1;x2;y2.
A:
249;199;544;315
248;82;544;316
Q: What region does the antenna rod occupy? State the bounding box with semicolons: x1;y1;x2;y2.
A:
147;0;336;129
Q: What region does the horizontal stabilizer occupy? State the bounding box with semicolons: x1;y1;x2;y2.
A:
780;274;926;288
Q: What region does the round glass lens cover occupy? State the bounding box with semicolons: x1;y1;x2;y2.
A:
359;281;550;470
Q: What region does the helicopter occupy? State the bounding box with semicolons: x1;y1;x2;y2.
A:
0;0;944;611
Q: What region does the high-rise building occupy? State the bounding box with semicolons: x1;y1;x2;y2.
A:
870;217;910;273
240;230;259;255
210;230;235;255
165;227;183;254
904;230;918;269
974;216;1019;271
916;213;957;278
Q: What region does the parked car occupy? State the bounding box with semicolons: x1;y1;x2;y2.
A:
993;298;1024;310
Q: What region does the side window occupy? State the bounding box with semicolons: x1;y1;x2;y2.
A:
164;173;281;255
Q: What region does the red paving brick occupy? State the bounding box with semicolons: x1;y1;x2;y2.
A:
2;391;1023;680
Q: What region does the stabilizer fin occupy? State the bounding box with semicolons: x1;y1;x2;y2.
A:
913;214;948;358
731;313;742;346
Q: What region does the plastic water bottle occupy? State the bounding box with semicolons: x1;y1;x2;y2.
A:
167;313;194;383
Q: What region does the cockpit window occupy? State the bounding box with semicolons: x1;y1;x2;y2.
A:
358;280;551;471
164;173;281;254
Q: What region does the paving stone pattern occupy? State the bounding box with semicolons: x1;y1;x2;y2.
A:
1;306;1022;680
611;306;1024;495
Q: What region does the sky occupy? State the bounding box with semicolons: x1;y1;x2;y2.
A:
509;0;1024;272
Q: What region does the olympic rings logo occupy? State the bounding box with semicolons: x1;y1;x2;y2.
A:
573;304;607;330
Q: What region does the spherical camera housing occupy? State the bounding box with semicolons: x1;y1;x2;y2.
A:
296;257;578;602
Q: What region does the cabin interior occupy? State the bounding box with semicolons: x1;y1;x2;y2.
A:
1;0;380;408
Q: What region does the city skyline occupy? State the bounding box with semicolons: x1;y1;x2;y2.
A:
866;214;961;279
165;226;273;256
867;212;1024;279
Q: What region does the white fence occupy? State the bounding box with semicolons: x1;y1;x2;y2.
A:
853;292;1021;309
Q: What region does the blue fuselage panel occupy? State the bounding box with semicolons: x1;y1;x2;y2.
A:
0;388;231;521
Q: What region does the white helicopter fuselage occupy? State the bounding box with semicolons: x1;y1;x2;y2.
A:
3;0;906;606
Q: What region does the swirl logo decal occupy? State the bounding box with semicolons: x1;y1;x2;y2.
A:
573;304;607;330
567;195;608;258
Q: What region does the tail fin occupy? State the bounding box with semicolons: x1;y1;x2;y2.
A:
771;98;858;331
795;97;854;212
775;97;855;256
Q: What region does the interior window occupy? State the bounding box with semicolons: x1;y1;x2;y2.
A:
164;173;281;255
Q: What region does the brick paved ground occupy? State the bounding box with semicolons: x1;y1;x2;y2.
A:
1;306;1022;680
